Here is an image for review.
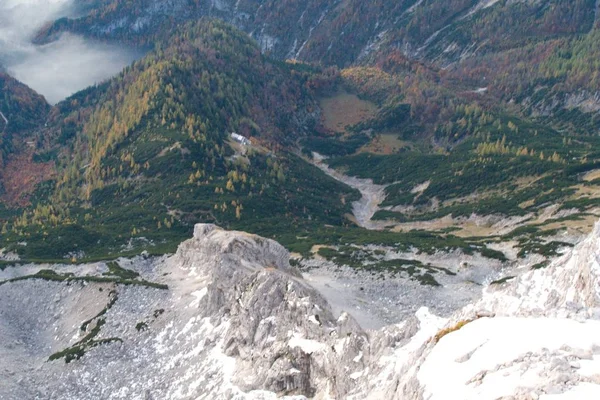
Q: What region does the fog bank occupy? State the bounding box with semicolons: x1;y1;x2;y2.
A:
0;0;140;104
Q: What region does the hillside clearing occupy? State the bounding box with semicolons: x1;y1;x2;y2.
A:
320;91;377;134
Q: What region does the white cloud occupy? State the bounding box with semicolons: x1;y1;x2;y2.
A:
0;0;140;104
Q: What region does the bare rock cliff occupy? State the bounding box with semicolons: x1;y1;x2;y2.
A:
1;223;600;399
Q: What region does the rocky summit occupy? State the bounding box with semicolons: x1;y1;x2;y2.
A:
0;222;599;399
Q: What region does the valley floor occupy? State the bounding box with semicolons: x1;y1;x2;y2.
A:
310;152;388;230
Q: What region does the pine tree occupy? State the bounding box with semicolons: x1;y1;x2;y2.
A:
226;179;235;191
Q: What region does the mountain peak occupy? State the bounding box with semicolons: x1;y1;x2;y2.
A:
2;222;600;398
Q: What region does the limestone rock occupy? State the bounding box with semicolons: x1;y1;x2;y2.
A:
1;222;600;399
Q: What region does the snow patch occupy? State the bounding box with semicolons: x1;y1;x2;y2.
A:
189;288;207;308
288;333;327;354
419;317;600;399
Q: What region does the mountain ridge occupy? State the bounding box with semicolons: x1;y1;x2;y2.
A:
2;3;600;399
2;2;600;286
1;221;599;398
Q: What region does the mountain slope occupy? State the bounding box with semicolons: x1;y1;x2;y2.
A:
36;0;599;65
416;219;600;399
0;73;50;164
3;3;600;264
0;73;52;209
0;19;359;260
1;221;599;398
34;0;600;130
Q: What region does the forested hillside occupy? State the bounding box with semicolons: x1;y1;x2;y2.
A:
0;73;50;166
52;20;319;200
3;8;600;397
2;1;600;267
0;20;359;260
36;0;600;114
0;73;49;134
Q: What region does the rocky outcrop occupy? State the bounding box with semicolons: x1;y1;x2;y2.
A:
414;221;600;400
1;222;600;399
465;219;600;319
168;224;370;397
0;224;400;399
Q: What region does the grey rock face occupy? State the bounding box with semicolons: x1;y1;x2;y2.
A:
0;224;425;399
2;222;600;399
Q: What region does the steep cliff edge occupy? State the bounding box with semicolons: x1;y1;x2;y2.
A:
1;222;599;399
414;221;600;400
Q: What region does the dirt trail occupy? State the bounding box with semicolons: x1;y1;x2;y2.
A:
311;153;388;229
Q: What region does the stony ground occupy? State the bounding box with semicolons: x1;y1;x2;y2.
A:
1;222;599;399
310;152;389;230
299;257;493;329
